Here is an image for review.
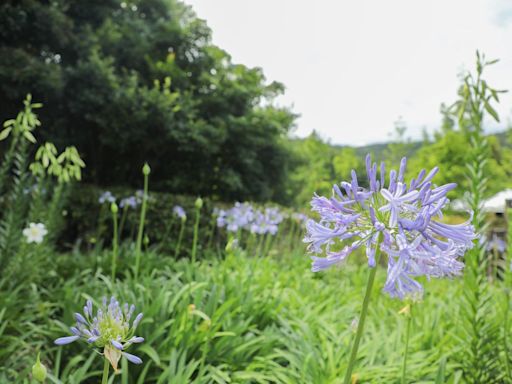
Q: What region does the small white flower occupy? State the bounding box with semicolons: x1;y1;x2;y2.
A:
23;222;48;244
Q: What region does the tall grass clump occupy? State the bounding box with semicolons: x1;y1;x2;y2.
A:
452;52;507;383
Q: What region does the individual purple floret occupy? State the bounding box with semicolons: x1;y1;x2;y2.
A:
304;154;476;299
99;191;116;204
120;196;138;209
54;297;144;372
173;205;187;220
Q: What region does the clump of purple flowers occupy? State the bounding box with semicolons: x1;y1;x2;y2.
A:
217;202;255;233
55;297;144;372
217;203;283;236
304;154;476;299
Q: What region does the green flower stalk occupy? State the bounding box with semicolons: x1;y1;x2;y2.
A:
111;202;119;281
135;163;150;279
343;237;382;384
399;302;413;384
175;215;187;258
191;197;203;263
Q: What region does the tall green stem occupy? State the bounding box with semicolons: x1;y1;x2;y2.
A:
343;241;382;384
401;304;413;384
134;164;150;279
191;206;201;263
111;204;119;281
101;358;110;384
175;219;186;258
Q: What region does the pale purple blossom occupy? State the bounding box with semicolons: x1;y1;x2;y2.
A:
120;196;138;209
99;191;116;204
173;205;186;220
304;154;476;299
54;297;143;368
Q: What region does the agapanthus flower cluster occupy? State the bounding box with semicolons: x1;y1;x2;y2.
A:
99;191;116;204
217;203;284;236
304;154;476;299
120;196;138;209
250;207;284;235
173;205;187;220
217;202;255;232
54;297;144;372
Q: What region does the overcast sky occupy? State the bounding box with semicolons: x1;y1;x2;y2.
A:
185;0;512;146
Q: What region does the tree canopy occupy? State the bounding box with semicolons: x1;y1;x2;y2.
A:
0;0;295;203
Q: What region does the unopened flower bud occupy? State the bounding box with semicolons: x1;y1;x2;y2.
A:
142;163;151;175
32;352;47;383
143;234;150;246
195;197;203;209
110;202;118;214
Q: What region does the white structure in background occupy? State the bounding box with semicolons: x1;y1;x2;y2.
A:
451;189;512;214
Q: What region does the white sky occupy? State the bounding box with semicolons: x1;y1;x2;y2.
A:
185;0;512;146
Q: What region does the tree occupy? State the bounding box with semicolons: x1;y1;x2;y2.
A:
0;0;296;202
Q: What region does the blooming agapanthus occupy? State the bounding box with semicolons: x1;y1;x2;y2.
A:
23;222;48;244
54;297;144;372
120;196;138;209
99;191;116;204
304;154;476;299
217;202;255;232
173;205;186;220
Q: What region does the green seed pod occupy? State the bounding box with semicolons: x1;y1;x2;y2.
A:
110;202;118;214
32;352;47;383
143;234;150;246
142;162;151;175
195;197;203;209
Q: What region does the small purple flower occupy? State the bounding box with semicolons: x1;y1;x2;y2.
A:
173;205;186;220
99;191;116;204
54;296;144;370
304;154;476;299
120;196;138;209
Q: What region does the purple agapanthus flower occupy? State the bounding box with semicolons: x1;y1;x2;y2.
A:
99;191;116;204
304;154;476;299
217;202;255;232
173;205;187;220
54;297;144;372
120;196;138;209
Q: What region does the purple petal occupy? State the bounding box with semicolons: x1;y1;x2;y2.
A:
122;352;143;364
54;335;80;345
111;340;124;350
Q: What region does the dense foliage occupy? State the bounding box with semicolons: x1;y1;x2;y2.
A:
0;0;295;203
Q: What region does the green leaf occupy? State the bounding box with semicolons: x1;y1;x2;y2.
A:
484;101;499;122
0;127;12;141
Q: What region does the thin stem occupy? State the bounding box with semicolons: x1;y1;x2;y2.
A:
401;304;413;384
118;206;128;240
343;239;382;384
134;170;149;279
101;358;110;384
191;207;201;263
111;207;118;281
175;220;186;258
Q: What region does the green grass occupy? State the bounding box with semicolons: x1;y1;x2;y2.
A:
1;241;498;383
